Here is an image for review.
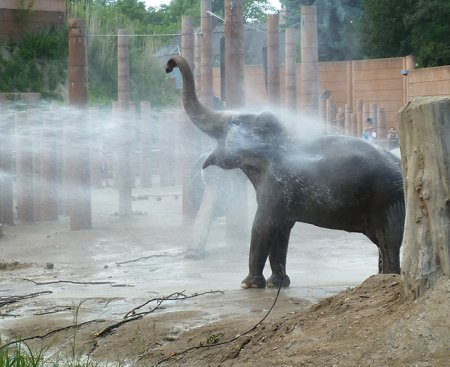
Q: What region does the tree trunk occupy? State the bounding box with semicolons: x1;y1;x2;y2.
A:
397;96;450;299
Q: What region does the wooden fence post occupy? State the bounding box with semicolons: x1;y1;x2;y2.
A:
140;101;153;188
15;111;34;223
0;110;14;225
68;19;92;230
39;111;59;221
117;29;133;216
285;27;297;111
267;13;280;107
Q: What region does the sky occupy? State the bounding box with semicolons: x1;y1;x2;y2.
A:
142;0;282;10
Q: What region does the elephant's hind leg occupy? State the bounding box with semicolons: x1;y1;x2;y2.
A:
369;201;404;274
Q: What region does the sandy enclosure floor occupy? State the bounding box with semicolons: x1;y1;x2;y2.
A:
4;182;436;366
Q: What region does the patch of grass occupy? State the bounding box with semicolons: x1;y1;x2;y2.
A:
0;341;47;367
0;341;101;367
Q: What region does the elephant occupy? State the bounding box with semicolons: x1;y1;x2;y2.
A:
165;55;405;289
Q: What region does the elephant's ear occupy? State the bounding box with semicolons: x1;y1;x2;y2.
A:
252;112;286;142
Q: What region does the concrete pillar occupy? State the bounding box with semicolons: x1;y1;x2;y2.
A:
140;101;153;188
356;99;363;138
337;106;345;133
325;98;335;133
362;103;370;133
267;14;280;106
346;61;353;107
181;16;194;69
369;103;377;126
350;112;357;136
377;107;387;146
224;0;245;108
195;34;202;96
0;110;14;225
39;112;59;221
224;0;248;246
201;0;214;108
15;111;34;223
285;27;297;111
117;28;133;217
159;112;176;186
68;19;92;230
89;107;103;188
344;104;352;135
300;5;319;116
319;98;326;122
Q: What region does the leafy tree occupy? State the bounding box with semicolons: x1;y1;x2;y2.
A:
280;0;363;61
360;0;450;67
359;0;413;60
404;0;450;67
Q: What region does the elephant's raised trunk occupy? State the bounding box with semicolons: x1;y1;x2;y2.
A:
165;55;227;139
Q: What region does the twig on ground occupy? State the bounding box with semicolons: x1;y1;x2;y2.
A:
0;319;106;351
151;277;285;366
115;253;171;266
0;291;52;307
21;278;117;286
95;290;224;339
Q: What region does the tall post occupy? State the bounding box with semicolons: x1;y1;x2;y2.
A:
195;34;202;98
267;13;280;107
140;101;153;188
224;0;248;246
356;99;363;138
181;15;200;223
201;0;213;108
181;16;194;69
15;111;34;223
377;107;387;146
344;104;352;135
224;0;245;108
39;112;59;221
300;5;319;116
68;19;92;230
285;27;297;111
117;28;132;217
0;110;14;225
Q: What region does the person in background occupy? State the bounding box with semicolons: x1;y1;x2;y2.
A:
388;127;399;149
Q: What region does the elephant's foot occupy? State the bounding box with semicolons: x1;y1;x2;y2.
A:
267;273;290;288
240;274;266;289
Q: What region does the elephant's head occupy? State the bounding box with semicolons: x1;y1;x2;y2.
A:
165;56;288;174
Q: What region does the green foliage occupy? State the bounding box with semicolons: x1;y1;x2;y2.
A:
359;0;413;59
0;27;67;99
360;0;450;67
280;0;363;61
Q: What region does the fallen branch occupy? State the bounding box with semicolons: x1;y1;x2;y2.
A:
0;319;106;351
0;291;52;307
124;290;224;319
96;290;224;339
115;253;172;266
151;278;285;366
21;278;117;286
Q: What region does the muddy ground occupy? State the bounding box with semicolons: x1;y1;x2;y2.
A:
0;183;449;366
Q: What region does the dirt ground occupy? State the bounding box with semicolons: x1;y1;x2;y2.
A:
0;183;449;366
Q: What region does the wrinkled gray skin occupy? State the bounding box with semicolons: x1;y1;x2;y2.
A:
166;55;405;289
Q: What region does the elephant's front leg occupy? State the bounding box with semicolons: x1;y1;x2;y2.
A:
267;221;294;288
241;210;285;289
